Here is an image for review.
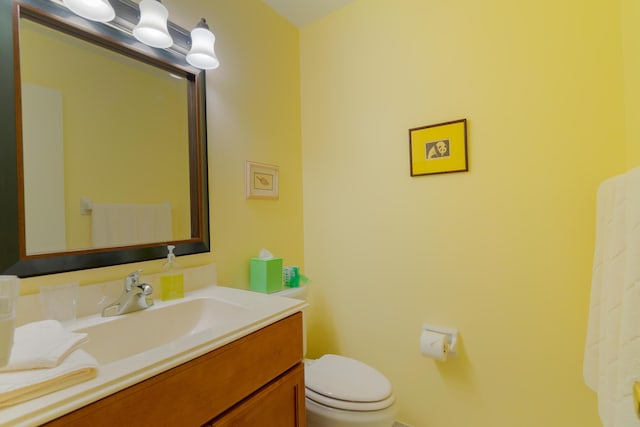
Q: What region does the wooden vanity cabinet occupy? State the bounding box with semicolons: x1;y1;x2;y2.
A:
43;312;305;427
207;363;305;427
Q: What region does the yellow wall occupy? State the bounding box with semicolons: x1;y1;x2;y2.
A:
622;0;640;166
17;0;639;425
18;0;304;293
300;0;627;426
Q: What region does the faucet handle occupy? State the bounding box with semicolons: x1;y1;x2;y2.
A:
124;269;143;291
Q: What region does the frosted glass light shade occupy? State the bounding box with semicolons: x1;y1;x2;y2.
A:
63;0;115;22
133;0;173;49
187;19;219;70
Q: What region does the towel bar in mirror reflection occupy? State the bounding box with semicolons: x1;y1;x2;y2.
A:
0;0;210;277
79;199;172;216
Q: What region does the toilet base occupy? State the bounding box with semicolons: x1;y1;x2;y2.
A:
306;396;397;427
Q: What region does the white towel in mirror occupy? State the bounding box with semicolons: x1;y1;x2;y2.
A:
91;202;172;247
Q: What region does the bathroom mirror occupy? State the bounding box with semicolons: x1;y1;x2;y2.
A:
0;0;210;277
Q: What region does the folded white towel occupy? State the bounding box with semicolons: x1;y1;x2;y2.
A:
0;349;97;408
584;166;640;426
0;320;87;372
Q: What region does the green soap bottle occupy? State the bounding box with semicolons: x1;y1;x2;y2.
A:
160;245;184;300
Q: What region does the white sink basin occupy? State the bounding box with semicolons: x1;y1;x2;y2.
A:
0;285;306;427
75;297;249;364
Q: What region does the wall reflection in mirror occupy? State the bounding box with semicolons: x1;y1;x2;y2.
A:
20;17;192;255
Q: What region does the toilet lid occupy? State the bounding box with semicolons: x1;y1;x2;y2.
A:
305;354;393;407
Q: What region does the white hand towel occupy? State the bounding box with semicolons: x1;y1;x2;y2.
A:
0;320;87;372
0;349;98;408
584;166;640;427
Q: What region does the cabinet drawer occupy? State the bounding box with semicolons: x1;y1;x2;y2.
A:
44;312;303;427
209;363;306;427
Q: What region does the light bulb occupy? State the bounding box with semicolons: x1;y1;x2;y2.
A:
62;0;115;22
186;18;219;70
133;0;173;49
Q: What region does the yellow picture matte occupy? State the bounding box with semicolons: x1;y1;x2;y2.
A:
409;119;468;176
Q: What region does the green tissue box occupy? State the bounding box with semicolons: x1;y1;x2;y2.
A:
250;257;283;293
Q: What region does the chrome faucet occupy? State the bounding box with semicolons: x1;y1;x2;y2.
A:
102;270;154;317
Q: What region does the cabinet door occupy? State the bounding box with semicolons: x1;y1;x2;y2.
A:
209;363;306;427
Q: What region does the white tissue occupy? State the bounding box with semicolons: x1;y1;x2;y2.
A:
420;330;449;361
258;248;274;260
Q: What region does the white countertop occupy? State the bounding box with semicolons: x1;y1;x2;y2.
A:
0;285;306;427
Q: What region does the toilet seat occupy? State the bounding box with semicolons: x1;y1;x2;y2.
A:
305;388;396;412
305;354;395;412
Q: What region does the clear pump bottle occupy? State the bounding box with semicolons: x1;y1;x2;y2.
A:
160;245;184;300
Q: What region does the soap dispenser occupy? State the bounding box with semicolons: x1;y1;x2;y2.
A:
160;245;184;300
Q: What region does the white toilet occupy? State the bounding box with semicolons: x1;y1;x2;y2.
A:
273;285;398;427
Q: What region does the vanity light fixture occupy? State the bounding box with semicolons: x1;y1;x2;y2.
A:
186;18;219;70
132;0;173;49
59;0;219;70
62;0;115;22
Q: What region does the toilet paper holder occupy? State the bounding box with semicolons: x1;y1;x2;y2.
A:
422;324;458;357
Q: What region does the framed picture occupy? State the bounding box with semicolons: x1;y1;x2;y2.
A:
409;119;468;176
245;161;279;199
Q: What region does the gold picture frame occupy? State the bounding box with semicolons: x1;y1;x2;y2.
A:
245;161;279;200
409;119;468;176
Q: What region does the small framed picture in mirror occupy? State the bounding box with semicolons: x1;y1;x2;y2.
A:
246;161;279;200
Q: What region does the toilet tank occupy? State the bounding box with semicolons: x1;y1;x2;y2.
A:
272;285;308;356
